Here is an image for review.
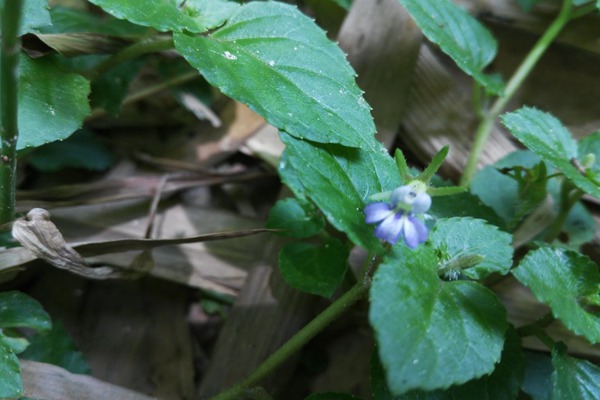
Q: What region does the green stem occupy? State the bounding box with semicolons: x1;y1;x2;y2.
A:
87;35;175;79
209;281;371;400
0;0;25;225
544;183;584;243
460;0;573;186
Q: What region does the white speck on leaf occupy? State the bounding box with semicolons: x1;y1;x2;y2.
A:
223;51;237;60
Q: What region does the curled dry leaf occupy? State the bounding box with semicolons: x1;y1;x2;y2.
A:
11;208;121;279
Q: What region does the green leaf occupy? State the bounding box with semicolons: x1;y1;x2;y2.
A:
398;0;502;95
279;150;307;199
15;55;90;150
281;135;400;254
0;339;22;399
522;351;552;400
266;198;325;238
430;176;505;229
0;332;29;355
428;217;513;280
369;245;508;394
0;291;51;332
552;347;600;400
0;0;51;35
88;0;239;33
400;326;524;400
501;107;600;198
278;238;348;298
20;321;90;374
174;1;376;148
471;150;596;246
512;247;600;343
471;150;542;223
29;129;114;172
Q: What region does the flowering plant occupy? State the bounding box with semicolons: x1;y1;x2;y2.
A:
1;0;599;399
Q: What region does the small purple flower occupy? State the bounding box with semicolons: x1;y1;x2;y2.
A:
364;182;431;248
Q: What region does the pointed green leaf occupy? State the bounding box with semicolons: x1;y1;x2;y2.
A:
428;217;513;280
266;197;325;238
552;347;600;400
281;134;400;254
279;238;348;298
399;326;524;400
370;246;507;394
398;0;502;94
577;131;600;184
20;321;91;374
429;176;505;229
175;2;375;147
0;291;51;332
15;55;90;150
88;0;239;33
0;0;51;35
512;247;600;343
501;107;600;198
0;339;22;399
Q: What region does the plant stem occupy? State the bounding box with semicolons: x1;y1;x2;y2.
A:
87;35;175;78
208;281;371;400
0;0;25;225
544;182;584;243
459;0;573;186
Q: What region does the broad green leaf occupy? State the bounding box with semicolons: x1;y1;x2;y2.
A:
20;321;90;374
29;129;114;171
281;134;400;254
278;238;348;298
174;1;376;148
305;394;363;400
15;55;90;150
0;0;51;35
522;351;552;400
398;0;502;94
552;347;600;400
266;198;325;238
400;326;524;400
0;339;22;399
430;176;505;229
279;150;307;199
513;247;600;343
501;107;600;198
428;217;513;280
471;150;596;246
88;0;239;33
370;245;507;394
0;291;51;332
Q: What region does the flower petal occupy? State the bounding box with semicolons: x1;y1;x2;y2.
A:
364;202;393;224
375;212;405;245
412;192;432;214
403;215;429;248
